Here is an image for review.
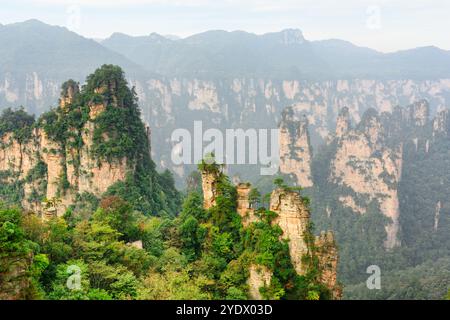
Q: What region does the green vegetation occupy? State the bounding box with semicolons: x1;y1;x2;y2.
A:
0;159;331;300
0;170;24;206
345;257;450;300
85;65;148;162
0;206;48;299
307;106;450;299
0;107;35;143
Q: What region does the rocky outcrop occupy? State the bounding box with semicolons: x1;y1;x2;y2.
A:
278;107;313;187
6;72;450;184
76;117;128;198
201;169;220;210
236;183;257;226
330;108;402;249
268;188;341;298
199;171;341;299
128;240;144;249
269;188;311;274
314;231;342;299
130;77;450;182
60;80;79;110
0;129;47;214
0;76;140;217
248;264;272;300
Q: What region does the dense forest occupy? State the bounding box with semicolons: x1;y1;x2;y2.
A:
304;106;450;299
0;168;333;300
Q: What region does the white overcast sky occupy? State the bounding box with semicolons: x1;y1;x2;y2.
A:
0;0;449;52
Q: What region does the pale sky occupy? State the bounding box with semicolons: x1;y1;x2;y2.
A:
0;0;449;52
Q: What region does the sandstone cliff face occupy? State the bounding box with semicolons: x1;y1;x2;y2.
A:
5;73;450;183
278;107;313;187
269;188;311;275
330;108;403;249
130;77;450;180
236;183;257;226
0;82;131;217
267;188;341;299
76;119;128;197
0;130;43;212
248;264;272;300
201;169;220;210
314;231;342;299
0;132;39;181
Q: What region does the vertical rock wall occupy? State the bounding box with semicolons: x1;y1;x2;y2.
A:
330;108;403;249
314;231;342;299
278;107;313;187
269;188;311;275
201;169;220;210
236;182;257;226
248;265;272;300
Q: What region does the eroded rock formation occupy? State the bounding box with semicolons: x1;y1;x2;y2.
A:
278;107;313;187
248;265;272;300
200;169;340;299
0;71;150;218
201;169;220;210
269;188;311;275
236;182;257;226
336;107;351;139
330;108;403;249
314;231;342;299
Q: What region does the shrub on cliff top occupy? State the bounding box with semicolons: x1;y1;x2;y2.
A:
0;107;35;143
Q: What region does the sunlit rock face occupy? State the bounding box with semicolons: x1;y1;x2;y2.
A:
269;188;311;274
248;264;272;300
201;169;219;210
236;182;258;226
268;188;340;297
278;107;313;187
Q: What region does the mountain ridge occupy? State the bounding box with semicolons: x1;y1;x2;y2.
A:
0;19;145;78
99;25;450;79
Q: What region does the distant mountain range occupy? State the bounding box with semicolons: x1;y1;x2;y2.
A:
1;19;450;81
0;19;144;80
102;27;450;79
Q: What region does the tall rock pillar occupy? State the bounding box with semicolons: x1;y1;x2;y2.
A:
269;188;311;274
278;107;313;187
